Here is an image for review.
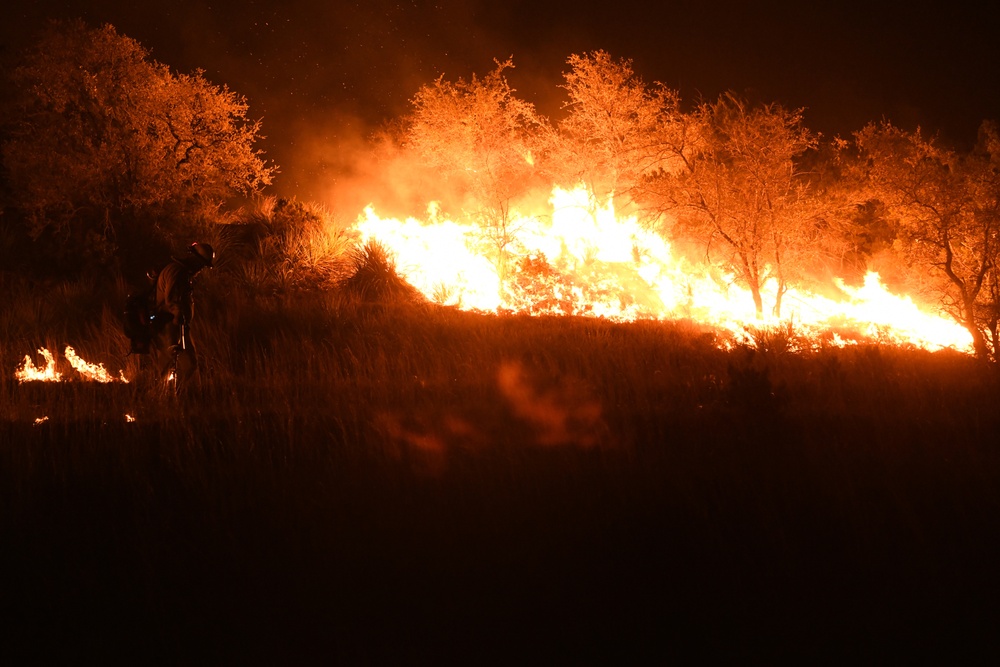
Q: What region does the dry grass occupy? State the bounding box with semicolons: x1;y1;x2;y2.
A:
339;239;426;304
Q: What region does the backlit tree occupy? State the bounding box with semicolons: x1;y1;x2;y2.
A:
1;20;274;270
406;58;549;283
644;93;820;318
854;121;1000;360
556;50;685;212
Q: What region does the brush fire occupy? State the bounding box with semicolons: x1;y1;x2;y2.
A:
11;183;975;386
354;184;973;354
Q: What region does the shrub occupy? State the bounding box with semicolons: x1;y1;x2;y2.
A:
227;196;353;293
340;240;425;304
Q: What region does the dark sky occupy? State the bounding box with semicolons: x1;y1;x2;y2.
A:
3;1;999;207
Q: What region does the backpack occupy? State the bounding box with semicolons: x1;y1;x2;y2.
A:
123;269;159;355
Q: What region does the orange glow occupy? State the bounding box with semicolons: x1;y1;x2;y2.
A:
354;185;974;353
497;361;603;447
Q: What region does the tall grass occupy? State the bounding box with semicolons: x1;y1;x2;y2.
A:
222;195;355;293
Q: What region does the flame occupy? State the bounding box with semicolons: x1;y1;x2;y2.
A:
15;347;129;383
354;184;974;353
15;348;62;382
65;346;116;383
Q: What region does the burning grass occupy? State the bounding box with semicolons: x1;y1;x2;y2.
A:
355;185;977;355
3;274;1000;662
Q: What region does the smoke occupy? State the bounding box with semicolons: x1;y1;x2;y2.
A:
5;0;998;215
244;2;575;214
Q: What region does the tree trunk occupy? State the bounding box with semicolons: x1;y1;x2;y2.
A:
750;283;764;319
740;253;764;319
965;316;989;360
773;280;787;319
961;294;989;359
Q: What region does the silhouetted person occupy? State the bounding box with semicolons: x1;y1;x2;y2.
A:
150;242;215;388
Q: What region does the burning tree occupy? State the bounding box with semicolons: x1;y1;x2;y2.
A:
642;94;820;318
854;121;1000;360
406;58;550;284
555;50;685;212
0;20;274;270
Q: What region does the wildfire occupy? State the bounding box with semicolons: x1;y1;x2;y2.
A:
15;347;129;383
354;184;974;353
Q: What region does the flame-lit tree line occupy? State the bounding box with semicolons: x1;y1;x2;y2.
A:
1;22;999;359
401;53;1000;360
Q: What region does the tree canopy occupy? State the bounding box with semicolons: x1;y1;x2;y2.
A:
406;58;549;280
555;50;684;210
642;93;820;317
1;20;274;271
4;24;1000;359
854;121;1000;359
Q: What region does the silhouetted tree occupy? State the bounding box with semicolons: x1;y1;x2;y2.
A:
0;20;274;271
406;58;549;284
643;94;820;318
854;121;1000;360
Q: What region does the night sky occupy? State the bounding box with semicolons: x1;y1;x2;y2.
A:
3;1;998;207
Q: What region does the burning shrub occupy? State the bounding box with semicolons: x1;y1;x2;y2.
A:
507;254;577;315
340;240;424;304
506;252;656;318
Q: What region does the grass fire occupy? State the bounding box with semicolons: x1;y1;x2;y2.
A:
2;18;1000;665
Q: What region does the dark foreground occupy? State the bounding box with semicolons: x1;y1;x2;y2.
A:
3;310;1000;663
4;411;999;664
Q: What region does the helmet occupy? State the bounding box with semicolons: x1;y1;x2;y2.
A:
189;242;215;268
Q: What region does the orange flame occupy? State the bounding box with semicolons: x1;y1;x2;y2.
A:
64;346;117;383
15;348;62;383
354;185;973;353
15;347;129;383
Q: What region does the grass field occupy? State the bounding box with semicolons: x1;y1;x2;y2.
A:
3;273;1000;663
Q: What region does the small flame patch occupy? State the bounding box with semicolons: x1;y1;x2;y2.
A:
15;347;129;383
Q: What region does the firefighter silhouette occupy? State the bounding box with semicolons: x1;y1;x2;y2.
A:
150;242;215;386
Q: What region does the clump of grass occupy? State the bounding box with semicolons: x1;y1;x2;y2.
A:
741;321;807;354
225;196;354;293
340;239;425;304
